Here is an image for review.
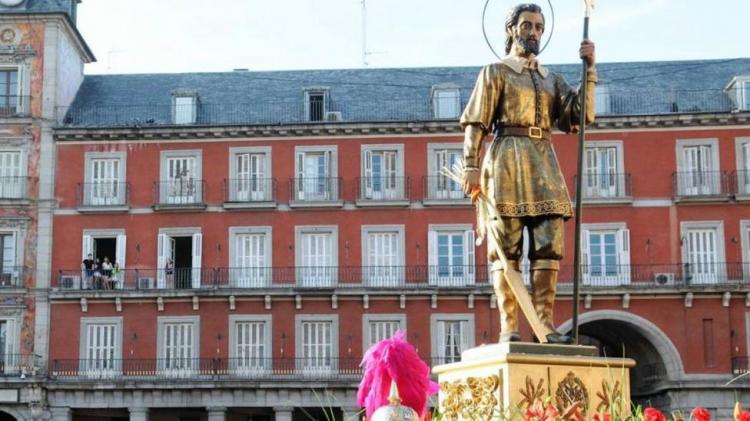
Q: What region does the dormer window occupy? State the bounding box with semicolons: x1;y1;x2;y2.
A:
304;89;328;122
432;86;461;119
172;91;197;125
595;85;611;115
726;76;750;111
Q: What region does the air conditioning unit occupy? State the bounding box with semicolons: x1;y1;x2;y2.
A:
137;277;154;289
654;272;675;286
60;275;80;290
324;111;343;122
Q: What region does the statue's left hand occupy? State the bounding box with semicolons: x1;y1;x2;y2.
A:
580;40;595;67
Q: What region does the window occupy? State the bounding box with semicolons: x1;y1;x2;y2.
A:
595;85;611;115
157;229;202;289
583;142;626;199
296;315;338;372
431;314;474;365
296;226;337;287
0;318;16;374
581;224;630;286
361;145;405;201
80;318;122;377
229;316;271;373
0;233;17;285
305;89;328;122
229;227;271;288
742;221;750;282
0;69;18;116
428;225;475;286
427;146;464;200
676;139;721;196
363;315;406;349
432;87;461;119
173;95;197;124
736;138;750;196
294;146;338;202
83;152;126;207
728;77;750;111
0;150;23;199
681;222;726;284
81;230;126;289
362;225;404;287
158;316;199;375
160;150;203;205
229;147;272;202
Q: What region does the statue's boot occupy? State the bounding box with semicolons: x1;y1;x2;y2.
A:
493;261;521;342
531;269;572;344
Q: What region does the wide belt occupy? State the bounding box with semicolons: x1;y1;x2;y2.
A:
497;126;551;141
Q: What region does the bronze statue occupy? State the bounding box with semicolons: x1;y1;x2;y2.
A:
461;3;596;344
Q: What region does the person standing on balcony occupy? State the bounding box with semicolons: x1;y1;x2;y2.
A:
81;253;95;288
461;3;596;343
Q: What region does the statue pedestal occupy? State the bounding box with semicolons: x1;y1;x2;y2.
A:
433;343;636;420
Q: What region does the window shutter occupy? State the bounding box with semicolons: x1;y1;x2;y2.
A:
461;320;470;351
296;152;305;198
192;233;203;288
157;234;168;288
82;235;93;260
619;228;630;283
581;230;590;278
464;230;475;284
428;230;438;284
435;321;445;360
116;234;127;268
5;319;15;356
364;150;372;195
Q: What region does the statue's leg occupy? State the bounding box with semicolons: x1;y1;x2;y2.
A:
488;217;524;342
528;216;572;344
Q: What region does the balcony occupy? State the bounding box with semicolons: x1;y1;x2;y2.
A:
579;172;632;203
0;266;25;288
422;176;469;206
355;176;410;206
49;357;362;381
732;356;750;379
153;179;206;210
0;176;29;202
0;354;40;377
735;170;750;199
0;95;30;118
289;177;342;208
673;171;732;201
76;182;129;211
223;178;276;209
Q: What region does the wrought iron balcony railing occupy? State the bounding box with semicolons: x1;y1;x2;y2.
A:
0;266;24;288
224;178;276;203
0;95;30;117
734;170;750;196
0;176;29;200
153;179;206;207
77;182;129;207
289;177;341;203
0;354;40;377
49;357;362;381
356;176;410;202
578;172;632;199
733;356;750;378
673;171;732;198
422;176;467;202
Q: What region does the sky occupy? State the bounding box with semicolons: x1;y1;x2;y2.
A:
77;0;749;74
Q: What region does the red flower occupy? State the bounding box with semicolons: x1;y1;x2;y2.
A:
593;413;612;421
691;407;711;421
738;411;750;421
644;407;667;421
524;403;558;421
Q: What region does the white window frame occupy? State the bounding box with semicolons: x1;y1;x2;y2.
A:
83;151;126;207
359;144;405;201
81;229;127;289
0;227;22;285
157;316;200;376
79;317;123;377
295;225;338;287
0;317;19;374
228;315;272;374
431;86;461;119
583;140;626;200
736;137;750;197
727;76;750;111
426;143;465;202
159;150;203;205
580;223;631;286
362;314;406;351
680;221;726;284
228;226;272;288
304;88;329;122
228;146;272;202
172;93;197;125
0;65;30;115
156;227;202;289
295;314;339;373
428;224;475;286
293;145;338;202
675;139;721;196
361;225;405;287
430;314;475;364
740;220;750;282
594;84;611;115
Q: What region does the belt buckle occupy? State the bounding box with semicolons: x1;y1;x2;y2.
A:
529;126;543;139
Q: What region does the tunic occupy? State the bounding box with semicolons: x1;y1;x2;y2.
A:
460;55;597;219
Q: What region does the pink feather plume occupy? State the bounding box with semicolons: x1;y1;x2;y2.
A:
357;330;439;419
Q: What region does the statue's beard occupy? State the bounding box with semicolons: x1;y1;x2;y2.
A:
515;35;539;55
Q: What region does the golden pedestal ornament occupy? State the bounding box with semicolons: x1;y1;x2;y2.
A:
433;342;636;420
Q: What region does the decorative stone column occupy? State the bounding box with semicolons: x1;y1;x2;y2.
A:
274;406;293;421
207;406;227;421
48;407;71;421
129;407;149;421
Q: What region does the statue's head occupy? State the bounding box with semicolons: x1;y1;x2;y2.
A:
505;3;545;55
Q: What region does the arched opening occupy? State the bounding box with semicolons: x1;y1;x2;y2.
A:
558;310;684;407
0;410;17;421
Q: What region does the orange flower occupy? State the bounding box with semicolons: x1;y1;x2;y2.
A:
593;413;611;421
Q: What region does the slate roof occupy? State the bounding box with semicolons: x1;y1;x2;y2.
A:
61;58;750;128
0;0;76;18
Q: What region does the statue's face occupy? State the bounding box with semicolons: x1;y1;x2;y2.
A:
510;11;545;55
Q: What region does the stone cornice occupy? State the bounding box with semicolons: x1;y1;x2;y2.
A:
53;111;750;142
